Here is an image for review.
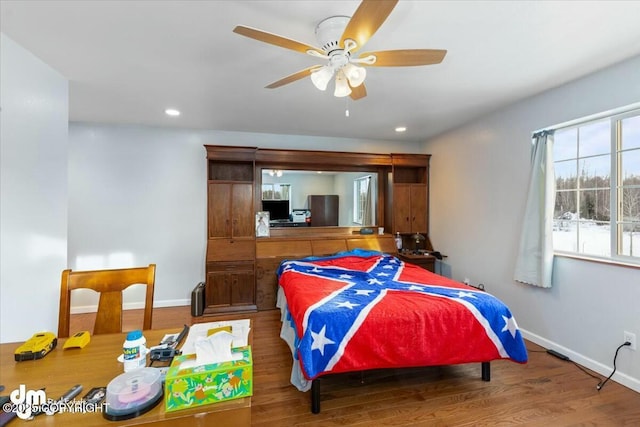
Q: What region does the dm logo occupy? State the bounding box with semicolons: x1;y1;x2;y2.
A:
9;384;47;419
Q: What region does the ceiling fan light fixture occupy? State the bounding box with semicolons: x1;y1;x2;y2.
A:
311;66;334;91
334;71;352;97
233;1;446;102
342;63;366;87
315;16;351;53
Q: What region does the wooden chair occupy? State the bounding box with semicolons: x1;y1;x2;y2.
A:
58;264;156;338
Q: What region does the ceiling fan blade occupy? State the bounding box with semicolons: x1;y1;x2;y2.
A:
265;66;323;89
234;25;325;56
358;49;447;67
349;83;367;100
340;0;398;52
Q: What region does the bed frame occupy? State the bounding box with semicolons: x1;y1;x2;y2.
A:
309;361;491;414
277;250;511;414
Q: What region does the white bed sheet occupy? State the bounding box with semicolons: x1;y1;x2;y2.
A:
277;286;312;392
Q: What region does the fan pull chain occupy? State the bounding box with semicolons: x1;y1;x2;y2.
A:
345;98;350;117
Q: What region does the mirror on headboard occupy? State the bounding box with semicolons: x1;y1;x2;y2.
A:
260;169;378;227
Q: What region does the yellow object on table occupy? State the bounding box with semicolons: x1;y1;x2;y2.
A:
63;330;91;349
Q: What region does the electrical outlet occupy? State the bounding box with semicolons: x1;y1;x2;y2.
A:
624;331;636;350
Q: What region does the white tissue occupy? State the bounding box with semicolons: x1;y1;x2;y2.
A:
180;319;250;355
179;331;242;369
195;331;234;364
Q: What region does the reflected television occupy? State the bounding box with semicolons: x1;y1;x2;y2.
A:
262;200;290;221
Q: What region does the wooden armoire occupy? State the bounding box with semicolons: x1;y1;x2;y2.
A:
204;146;431;315
204;146;256;315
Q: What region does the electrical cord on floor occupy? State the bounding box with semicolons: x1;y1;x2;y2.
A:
596;341;632;391
528;342;632;387
573;360;602;381
527;346;605;382
552;351;602;381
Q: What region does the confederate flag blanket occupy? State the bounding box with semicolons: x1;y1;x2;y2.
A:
277;250;527;389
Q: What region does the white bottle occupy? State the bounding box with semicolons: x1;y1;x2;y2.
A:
122;329;147;372
395;232;403;251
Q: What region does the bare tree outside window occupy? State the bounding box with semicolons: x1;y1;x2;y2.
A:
619;116;640;256
552;109;640;261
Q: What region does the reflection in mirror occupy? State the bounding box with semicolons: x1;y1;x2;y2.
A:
261;169;377;227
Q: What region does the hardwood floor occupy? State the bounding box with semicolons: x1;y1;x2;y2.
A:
72;306;640;426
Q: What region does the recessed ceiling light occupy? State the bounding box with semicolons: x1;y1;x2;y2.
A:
395;126;407;133
165;108;180;117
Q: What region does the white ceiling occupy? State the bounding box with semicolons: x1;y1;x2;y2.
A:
2;0;640;143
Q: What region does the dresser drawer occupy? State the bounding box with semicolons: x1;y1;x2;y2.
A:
207;261;254;272
207;239;255;262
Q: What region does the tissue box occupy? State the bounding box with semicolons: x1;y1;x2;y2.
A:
164;346;253;412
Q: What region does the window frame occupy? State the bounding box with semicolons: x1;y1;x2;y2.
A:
614;109;640;259
352;175;371;225
550;107;640;265
261;183;291;201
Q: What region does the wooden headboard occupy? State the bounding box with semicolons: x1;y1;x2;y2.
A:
257;234;397;258
255;234;397;310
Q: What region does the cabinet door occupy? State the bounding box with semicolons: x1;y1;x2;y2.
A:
410;184;427;233
206;262;256;312
393;184;412;233
206;271;231;309
231;183;254;238
208;183;231;238
208;183;254;239
230;270;256;307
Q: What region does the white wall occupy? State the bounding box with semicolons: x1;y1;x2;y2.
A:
67;124;207;310
425;54;640;392
68;123;422;309
0;34;68;343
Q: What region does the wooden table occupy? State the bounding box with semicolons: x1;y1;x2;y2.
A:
0;327;251;426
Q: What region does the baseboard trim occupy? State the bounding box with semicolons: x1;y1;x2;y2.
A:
70;298;190;314
521;328;640;394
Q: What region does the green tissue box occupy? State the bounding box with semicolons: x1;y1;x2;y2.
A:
164;346;253;412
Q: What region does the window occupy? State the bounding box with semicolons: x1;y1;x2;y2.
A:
262;183;291;221
261;183;291;201
353;176;371;224
553;109;640;262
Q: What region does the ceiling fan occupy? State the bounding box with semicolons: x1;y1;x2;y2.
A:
233;0;447;100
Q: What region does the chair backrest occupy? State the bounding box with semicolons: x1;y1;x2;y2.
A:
58;264;156;338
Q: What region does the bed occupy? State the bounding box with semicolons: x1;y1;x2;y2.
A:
276;249;528;413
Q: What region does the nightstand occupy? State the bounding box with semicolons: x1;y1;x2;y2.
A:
398;253;436;273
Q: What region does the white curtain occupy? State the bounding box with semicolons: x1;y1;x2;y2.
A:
514;131;555;288
362;176;373;225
